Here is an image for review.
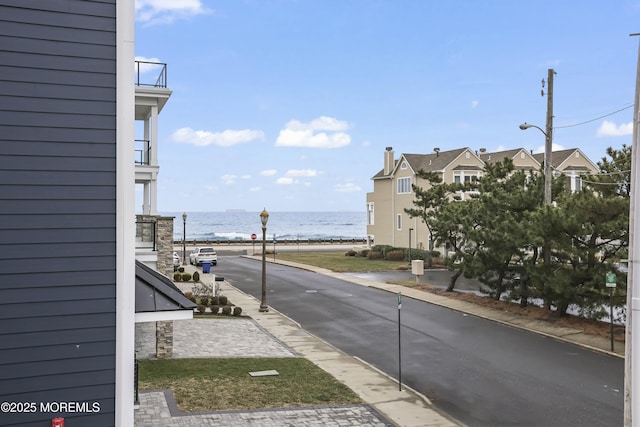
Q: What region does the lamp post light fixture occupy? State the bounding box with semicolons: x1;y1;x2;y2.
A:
259;208;270;312
182;212;187;264
519;122;552;206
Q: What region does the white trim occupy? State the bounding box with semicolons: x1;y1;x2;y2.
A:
115;1;136;425
135;311;194;323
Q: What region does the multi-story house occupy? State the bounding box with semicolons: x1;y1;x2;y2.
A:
366;146;599;251
0;2;193;426
134;60;175;276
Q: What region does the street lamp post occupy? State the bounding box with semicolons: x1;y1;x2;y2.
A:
182;212;187;264
408;228;414;264
259;208;270;312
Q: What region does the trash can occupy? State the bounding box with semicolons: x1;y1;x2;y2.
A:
202;262;211;273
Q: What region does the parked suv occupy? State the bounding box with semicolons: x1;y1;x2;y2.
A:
189;247;218;266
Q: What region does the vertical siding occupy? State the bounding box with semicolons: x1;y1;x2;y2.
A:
0;1;117;426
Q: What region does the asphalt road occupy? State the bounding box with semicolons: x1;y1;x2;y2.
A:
213;256;624;427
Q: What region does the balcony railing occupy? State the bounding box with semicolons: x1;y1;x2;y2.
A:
135;60;167;88
135;139;151;165
136;220;157;251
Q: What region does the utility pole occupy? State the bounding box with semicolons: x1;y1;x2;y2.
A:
543;68;556;206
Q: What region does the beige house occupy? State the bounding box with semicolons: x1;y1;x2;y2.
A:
366;146;599;250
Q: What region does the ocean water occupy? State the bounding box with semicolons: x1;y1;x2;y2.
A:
165;211;367;241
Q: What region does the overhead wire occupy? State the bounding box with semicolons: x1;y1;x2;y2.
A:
553;103;634;129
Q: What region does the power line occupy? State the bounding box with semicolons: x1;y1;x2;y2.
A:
554;103;634;129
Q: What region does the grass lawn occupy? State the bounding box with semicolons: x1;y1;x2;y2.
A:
274;251;410;272
138;358;362;412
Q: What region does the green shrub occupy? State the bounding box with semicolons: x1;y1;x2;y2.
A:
197;304;206;313
359;249;370;257
387;250;405;261
371;245;394;257
368;251;383;260
210;305;219;314
174;272;182;281
221;305;232;315
198;297;209;306
211;296;220;306
181;272;192;282
345;250;357;257
218;296;228;306
192;271;200;282
233;306;243;316
178;266;185;273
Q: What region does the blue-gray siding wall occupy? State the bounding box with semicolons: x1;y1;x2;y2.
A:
0;1;117;426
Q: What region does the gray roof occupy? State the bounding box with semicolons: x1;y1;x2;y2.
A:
532;148;575;168
480;148;531;165
135;260;196;313
372;148;469;178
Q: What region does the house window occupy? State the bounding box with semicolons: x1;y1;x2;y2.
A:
397;177;411;194
367;203;374;225
401;161;408;170
453;172;479;183
565;173;582;192
397;214;402;230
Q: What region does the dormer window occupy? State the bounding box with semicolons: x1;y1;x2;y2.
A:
401;161;407;170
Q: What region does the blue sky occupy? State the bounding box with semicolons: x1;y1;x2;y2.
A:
134;0;640;213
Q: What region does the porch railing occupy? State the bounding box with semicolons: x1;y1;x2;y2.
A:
136;220;157;251
135;139;151;165
135;60;167;88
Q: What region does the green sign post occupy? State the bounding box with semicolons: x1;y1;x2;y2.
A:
605;273;616;352
397;292;402;391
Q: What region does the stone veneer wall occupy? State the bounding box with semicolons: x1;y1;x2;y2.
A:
155;321;173;359
156;216;175;278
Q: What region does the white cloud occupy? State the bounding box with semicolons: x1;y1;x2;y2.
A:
285;169;319;177
275;116;351;148
171;127;265;147
276;177;296;185
260;169;278;176
334;182;361;193
471;100;479;109
221;174;237;185
286;116;350;132
597;120;633;137
136;0;211;25
249;186;261;192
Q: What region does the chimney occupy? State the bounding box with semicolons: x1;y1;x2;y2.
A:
384;147;394;175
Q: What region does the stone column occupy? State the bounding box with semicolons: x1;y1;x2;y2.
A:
155;321;173;359
156;216;175;278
